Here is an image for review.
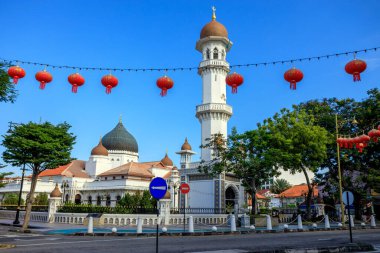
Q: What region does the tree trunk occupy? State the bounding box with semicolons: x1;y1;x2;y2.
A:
251;180;257;215
301;167;313;220
22;170;38;231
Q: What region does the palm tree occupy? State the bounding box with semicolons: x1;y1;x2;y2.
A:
271;179;291;194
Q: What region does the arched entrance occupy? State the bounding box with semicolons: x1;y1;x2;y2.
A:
225;186;237;208
75;194;82;204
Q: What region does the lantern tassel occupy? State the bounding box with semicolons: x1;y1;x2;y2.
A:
232;85;237;94
13;77;19;84
39;82;46;90
160;89;167;97
72;85;78;93
290;82;297;90
106;86;112;94
353;73;361;82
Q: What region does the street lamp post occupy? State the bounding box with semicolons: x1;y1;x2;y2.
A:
13;164;26;225
335;114;346;224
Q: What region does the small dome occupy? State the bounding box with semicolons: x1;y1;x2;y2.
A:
91;138;108;156
181;138;192;151
163;191;171;199
200;20;228;39
102;120;138;153
50;183;62;198
161;153;173;167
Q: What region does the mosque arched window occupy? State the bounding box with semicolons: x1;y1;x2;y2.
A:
96;196;101;206
116;195;121;204
206;49;210;60
88;195;92;205
106;195;111;207
213;48;218;59
221;50;225;60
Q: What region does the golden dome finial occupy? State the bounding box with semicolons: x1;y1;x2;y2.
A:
212;6;216;20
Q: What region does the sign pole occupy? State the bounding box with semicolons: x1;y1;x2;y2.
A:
346;192;353;243
156;200;159;253
183;197;186;232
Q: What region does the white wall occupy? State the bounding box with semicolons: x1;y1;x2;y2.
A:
188;180;214;208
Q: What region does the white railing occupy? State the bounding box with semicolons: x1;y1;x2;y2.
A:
54;213;88;224
199;60;229;69
0;210;48;223
196;103;232;114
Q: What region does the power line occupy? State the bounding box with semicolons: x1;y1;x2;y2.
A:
1;47;378;72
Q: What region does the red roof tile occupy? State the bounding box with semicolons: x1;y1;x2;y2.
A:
279;184;318;198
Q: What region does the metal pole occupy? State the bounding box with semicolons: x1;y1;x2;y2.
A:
347;192;353;243
183;196;186;232
156;200;159;253
13;164;26;225
335;114;345;224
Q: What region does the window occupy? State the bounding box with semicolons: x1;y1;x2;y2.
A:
97;196;101;206
117;158;120;161
213;48;218;59
121;175;125;179
105;177;107;180
116;195;121;204
88;196;92;205
106;195;111;207
222;50;225;60
206;48;210;60
113;176;116;180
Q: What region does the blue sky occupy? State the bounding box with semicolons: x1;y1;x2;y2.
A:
0;0;379;175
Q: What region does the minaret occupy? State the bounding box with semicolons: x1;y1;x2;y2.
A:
196;7;233;161
175;138;196;169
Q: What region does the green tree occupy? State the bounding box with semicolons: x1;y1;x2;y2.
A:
2;121;76;231
270;179;291;194
0;63;18;103
296;89;379;216
33;192;48;206
2;193;24;205
262;109;330;219
0;164;13;188
200;127;280;214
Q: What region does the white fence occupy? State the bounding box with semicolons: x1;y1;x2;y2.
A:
0;210;48;223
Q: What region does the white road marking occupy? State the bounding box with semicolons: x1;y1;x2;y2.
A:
317;238;332;241
0;234;43;238
15;237;154;247
14;237;60;241
188;250;248;253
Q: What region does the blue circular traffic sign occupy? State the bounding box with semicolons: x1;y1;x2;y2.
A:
149;177;168;200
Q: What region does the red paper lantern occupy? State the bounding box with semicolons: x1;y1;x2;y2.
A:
346;138;354;149
336;137;344;148
101;74;118;94
68;73;85;93
226;72;244;94
356;143;364;153
35;70;53;89
284;67;303;90
368;129;379;142
8;66;26;84
156;76;174;97
345;59;366;82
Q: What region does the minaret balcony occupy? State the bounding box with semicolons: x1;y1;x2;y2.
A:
196;103;232;118
198;60;230;74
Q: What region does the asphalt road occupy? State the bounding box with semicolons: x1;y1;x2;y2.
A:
0;229;379;253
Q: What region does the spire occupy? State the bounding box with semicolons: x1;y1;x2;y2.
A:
119;114;122;123
212;6;216;20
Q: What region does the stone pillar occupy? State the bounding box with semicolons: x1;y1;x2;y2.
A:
159;197;171;226
48;183;62;223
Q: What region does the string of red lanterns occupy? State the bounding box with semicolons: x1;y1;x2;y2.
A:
337;125;380;153
4;55;370;95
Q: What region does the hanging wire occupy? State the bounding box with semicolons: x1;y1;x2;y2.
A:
0;46;379;72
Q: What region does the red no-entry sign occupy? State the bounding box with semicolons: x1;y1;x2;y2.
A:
180;183;190;194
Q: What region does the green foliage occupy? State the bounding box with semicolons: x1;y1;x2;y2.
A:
261;109;329;219
33;192;48;205
1;121;76;230
295;89;379;215
2;193;24;205
199;127;281;214
2;121;76;172
117;190;155;207
270;179;292;194
0;63;17;103
0;164;13;188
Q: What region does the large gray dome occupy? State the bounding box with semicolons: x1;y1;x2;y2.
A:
102;121;138;153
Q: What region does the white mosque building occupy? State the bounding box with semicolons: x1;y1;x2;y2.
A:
0;8;310;210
